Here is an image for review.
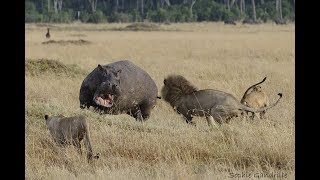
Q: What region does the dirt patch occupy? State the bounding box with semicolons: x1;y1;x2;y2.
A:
25;59;87;77
42;39;91;45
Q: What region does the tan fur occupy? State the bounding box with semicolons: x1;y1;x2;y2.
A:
44;114;99;162
240;79;270;119
161;75;282;126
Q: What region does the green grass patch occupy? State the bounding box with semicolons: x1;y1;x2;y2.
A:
25;58;87;77
111;23;163;31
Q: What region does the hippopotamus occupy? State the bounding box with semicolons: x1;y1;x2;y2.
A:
79;60;158;121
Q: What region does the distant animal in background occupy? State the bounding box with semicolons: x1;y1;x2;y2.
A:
274;18;287;25
44;114;99;162
240;77;273;119
46;28;50;39
224;20;236;25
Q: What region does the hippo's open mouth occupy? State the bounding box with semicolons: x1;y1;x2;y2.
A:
94;94;115;107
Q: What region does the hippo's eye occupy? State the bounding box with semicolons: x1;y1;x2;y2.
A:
108;82;111;86
101;72;107;76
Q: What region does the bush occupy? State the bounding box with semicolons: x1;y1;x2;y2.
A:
26;11;43;23
221;8;236;21
80;11;91;23
88;10;106;23
24;0;294;23
130;10;142;22
167;5;191;22
194;0;237;22
196;6;212;21
209;6;223;21
256;7;269;22
230;6;242;21
147;8;168;23
52;11;73;23
282;0;295;21
210;5;231;21
40;9;74;23
25;1;43;23
194;0;215;21
25;1;36;13
41;11;54;22
263;1;277;20
109;12;133;23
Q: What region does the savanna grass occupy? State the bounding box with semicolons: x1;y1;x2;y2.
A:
25;22;294;179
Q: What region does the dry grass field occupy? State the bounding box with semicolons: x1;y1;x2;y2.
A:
25;22;295;180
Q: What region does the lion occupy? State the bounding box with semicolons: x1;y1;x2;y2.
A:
160;75;282;126
240;77;270;119
44;114;99;162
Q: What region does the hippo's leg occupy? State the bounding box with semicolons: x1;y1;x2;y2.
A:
128;106;144;121
136;110;143;121
79;88;93;109
126;110;132;116
80;102;93;109
93;107;103;114
139;101;155;121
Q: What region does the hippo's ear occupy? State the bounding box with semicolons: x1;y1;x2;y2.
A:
44;115;49;120
114;69;121;80
117;69;122;76
98;64;109;74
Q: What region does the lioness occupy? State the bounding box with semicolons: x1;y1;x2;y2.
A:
240;77;270;119
161;75;282;126
240;78;270;119
44;114;99;161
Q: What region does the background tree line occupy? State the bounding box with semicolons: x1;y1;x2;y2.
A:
25;0;295;23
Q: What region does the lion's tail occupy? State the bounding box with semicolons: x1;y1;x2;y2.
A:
240;93;283;113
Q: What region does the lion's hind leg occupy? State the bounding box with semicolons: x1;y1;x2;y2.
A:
242;111;255;120
260;111;267;119
206;116;218;127
139;101;155;121
72;138;82;155
209;108;224;125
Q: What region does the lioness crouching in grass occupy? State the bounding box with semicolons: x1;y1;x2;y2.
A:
44;114;99;162
160;75;282;126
